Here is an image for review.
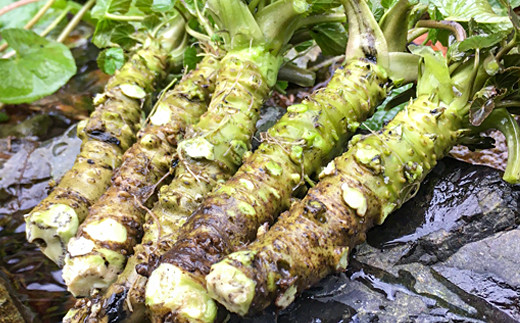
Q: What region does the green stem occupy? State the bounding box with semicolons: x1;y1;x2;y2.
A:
407;27;429;43
299;12;346;27
278;62;316;87
185;23;212;42
24;0;56;30
0;0;40;18
56;0;95;42
495;37;517;64
415;20;466;42
341;0;388;65
481;108;520;184
379;0;412;52
40;6;70;37
103;12;145;22
495;100;520;110
248;0;261;11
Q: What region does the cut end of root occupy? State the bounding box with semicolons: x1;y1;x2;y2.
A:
206;261;255;316
62;248;124;297
25;204;79;267
145;263;217;323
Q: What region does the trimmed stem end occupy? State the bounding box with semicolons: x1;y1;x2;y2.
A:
25;204;79;267
206;260;256;316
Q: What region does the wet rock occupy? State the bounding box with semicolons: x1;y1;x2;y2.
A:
0;125;81;216
0;271;35;323
249;159;520;322
433;229;520;322
0;114;52;139
367;159;520;264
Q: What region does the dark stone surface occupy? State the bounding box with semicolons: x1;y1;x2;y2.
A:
239;159;520;322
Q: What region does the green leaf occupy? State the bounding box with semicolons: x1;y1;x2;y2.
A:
368;0;385;21
294;40;314;52
183;47;202;71
308;0;342;13
0;29;76;104
151;0;175;11
92;19;136;49
457;32;507;51
97;48;125;74
0;0;40;30
276;80;288;90
362;83;414;131
429;0;513;33
469;85;506;126
310;23;348;56
91;0;132;19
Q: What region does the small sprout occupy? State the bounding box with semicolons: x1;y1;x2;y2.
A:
355;146;382;173
238;202;256;216
290;173;301;183
341;184;367;217
347;121;360;132
120;84;146;99
403;161;423;182
256;223;269;238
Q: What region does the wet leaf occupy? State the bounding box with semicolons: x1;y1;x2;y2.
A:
0;29;76;104
469;86;507;126
97;48;125;75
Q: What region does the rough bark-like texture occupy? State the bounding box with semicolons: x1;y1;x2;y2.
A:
62;55;221;321
25;43;170;267
161;60;388;279
207;95;464;315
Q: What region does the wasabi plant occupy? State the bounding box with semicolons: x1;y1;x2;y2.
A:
206;1;520;314
144;0;426;321
62;0;343;313
25;8;188;267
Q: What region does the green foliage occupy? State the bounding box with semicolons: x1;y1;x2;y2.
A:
361;83;413;131
183;47;202;71
307;0;342;13
97;48;126;74
429;0;513;33
91;0;132;19
0;29;76;104
310;23;348;55
92;20;136;49
457;32;507;51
